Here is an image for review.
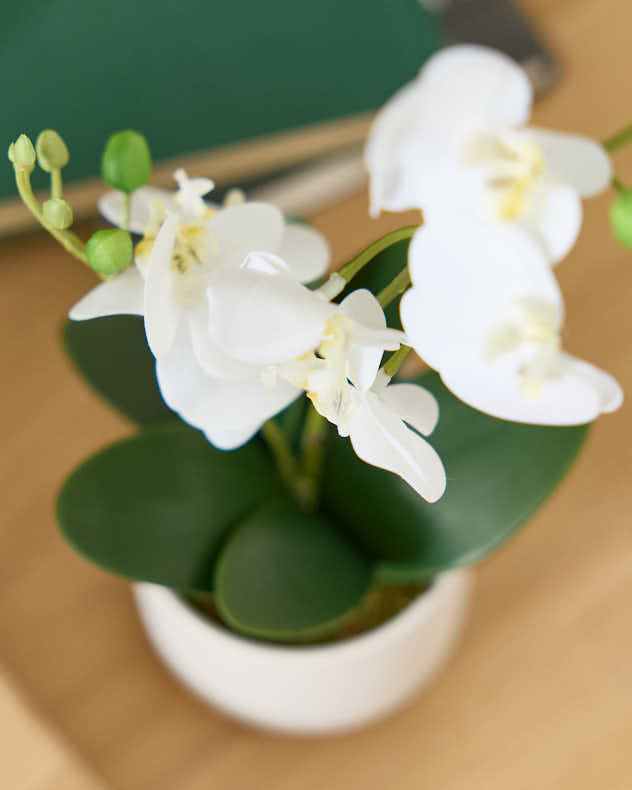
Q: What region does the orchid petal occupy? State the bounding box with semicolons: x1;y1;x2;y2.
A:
98;187;176;234
412;45;533;137
439;350;622;425
278;224;331;282
378;382;440;436
144;213;180;358
520;182;582;264
339;289;403;391
207;266;334;364
202;421;262;451
241;251;289;275
68;265;144;320
365;46;532;215
156;331;300;442
527;129;612;197
365;80;421;216
188;304;259;381
208;202;284;269
349;394;446;503
402;221;561;372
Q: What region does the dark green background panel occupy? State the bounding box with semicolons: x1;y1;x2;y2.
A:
2;1;441;197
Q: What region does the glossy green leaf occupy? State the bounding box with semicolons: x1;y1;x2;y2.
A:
58;423;284;591
214;498;373;642
322;372;589;583
62;315;172;424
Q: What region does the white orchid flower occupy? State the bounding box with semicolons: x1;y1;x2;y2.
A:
170;260;445;501
365;45;612;263
68;172;331;362
401;221;623;425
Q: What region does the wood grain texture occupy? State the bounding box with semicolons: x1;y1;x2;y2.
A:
1;1;631;788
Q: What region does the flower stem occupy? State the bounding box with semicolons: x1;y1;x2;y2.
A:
14;168;88;265
51;168;63;200
603;123;632;153
382;345;412;378
299;406;328;508
121;192;131;230
260;418;299;489
612;176;626;193
377;266;411;308
337;225;418;284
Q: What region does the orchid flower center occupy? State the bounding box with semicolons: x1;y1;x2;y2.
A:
461;132;545;222
265;315;362;436
485;296;562;399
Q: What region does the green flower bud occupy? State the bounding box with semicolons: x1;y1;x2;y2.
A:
8;142;15;163
610;189;632;250
86;228;133;276
42;198;73;230
36;129;70;172
12;134;36;170
101;130;152;193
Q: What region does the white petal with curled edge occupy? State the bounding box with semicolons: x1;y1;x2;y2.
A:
156;331;301;441
207;202;285;269
528;129;612;197
68;265;144;320
401;221;560;372
439;349;622;426
278;223;331;283
188;304;259;381
349;393;446;503
98;187;177;234
520;182;582;264
378;382;440;436
144;213;180;358
339;289;401;391
207;266;335;365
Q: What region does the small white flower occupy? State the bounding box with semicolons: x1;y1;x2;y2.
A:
69;172;331;362
401;221;623;425
365;45;612;263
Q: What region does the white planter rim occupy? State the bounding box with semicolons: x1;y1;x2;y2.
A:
148;571;461;659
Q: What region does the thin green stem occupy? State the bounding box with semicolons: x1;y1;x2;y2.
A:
15;169;88;264
612;176;626;193
603;123;632;153
299;406;328;508
377;266;411;309
337;225;418;284
382;345;412;378
260;419;299;491
51;168;63;199
121;192;131;230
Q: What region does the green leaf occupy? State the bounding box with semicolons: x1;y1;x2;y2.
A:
214;498;373;642
322;372;589;583
337;237;410;329
62;315;173;424
58;423;284;591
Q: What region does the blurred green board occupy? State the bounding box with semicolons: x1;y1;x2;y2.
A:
2;1;441;197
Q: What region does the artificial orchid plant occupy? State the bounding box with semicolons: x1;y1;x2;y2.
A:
10;46;628;643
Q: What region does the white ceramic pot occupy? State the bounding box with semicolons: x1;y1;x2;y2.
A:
134;570;471;736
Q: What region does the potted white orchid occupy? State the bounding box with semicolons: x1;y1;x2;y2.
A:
9;45;627;734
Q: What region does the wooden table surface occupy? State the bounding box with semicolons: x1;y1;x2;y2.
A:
1;1;631;788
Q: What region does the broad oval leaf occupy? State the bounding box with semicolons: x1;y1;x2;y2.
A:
58;423;284;591
62;315;172;424
214;498;373;642
322;372;589;583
